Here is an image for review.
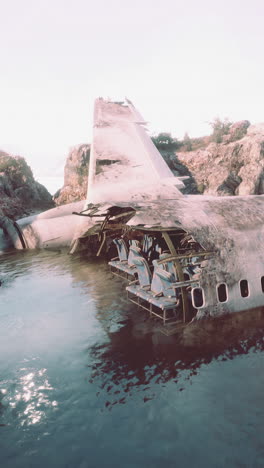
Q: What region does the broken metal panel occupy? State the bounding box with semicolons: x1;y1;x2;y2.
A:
124;194;264;230
70;194;264;292
123;196;264;278
98;195;264;320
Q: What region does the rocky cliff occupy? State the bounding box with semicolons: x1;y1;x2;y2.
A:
176;122;264;196
0;151;54;219
54;121;264;203
54;144;90;205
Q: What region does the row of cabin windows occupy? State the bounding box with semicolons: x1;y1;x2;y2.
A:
192;277;264;309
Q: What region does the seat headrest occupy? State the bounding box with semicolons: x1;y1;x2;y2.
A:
156;268;174;282
130;246;141;254
159;253;171;260
133;256;146;266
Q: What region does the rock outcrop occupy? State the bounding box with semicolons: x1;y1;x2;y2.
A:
53;121;264;203
160;150;200;194
176;123;264;196
0;151;54;219
225;120;250;143
54;144;90;205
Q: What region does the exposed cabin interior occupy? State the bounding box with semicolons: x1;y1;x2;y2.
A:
76;204;214;329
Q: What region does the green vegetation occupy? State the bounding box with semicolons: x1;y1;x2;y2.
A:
209;117;232;143
0;154;33;190
150;117;248;155
151;132;181;151
152;131;212;153
0;157;18;173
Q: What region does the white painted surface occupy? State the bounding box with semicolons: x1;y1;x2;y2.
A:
86;99;184;206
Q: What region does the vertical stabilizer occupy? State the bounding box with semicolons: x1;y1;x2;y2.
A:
85;98;184;206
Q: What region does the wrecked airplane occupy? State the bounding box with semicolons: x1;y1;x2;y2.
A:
1;97;264;329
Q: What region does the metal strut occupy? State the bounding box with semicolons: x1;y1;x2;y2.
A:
162;231;189;323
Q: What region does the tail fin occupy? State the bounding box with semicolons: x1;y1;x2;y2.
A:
85;98;184;206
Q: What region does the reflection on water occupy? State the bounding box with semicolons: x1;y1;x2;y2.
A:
0;228;13;253
1;249;264;467
87;322;264;409
1;367;56;428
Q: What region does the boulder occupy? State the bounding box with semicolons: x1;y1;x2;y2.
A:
176;129;264;196
52;120;264;204
0;151;54;219
228;120;250;141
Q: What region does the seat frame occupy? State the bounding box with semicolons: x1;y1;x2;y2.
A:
108;241;141;281
126;261;181;325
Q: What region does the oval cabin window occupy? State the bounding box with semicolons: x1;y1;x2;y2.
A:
192;287;204;308
240;279;249;298
217;283;227;303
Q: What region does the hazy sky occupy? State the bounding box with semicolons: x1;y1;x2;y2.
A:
1;0;264;178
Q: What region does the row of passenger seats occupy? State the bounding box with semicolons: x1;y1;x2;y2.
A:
108;238;198;325
126;255;181;325
108;239;142;279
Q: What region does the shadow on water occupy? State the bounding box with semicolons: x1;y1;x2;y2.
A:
58;250;264;410
87;327;264;408
85;268;264;408
1;248;264;468
1;248;264;415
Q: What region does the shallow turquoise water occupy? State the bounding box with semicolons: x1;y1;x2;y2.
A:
1;249;264;468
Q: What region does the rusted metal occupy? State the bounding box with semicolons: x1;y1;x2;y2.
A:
170;279;200;288
157;251;215;264
96;231;107;257
108;210;135;220
100;214;110;233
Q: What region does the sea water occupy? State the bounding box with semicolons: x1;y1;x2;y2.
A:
1;249;264;468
